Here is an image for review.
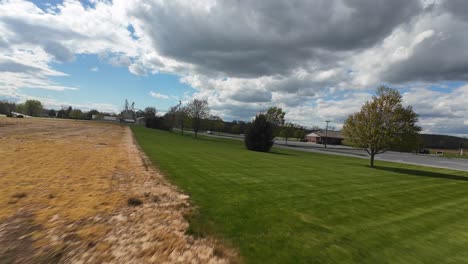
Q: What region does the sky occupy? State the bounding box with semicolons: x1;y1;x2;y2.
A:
0;0;467;136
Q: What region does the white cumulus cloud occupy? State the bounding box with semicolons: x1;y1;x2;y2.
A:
149;91;170;99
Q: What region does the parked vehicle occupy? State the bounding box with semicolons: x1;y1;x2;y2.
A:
418;149;430;154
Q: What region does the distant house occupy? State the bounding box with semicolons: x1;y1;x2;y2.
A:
306;131;344;145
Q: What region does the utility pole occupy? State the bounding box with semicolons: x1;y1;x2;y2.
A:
324;120;330;148
131;102;136;122
177;101;183;135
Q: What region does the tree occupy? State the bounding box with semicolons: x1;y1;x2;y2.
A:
57;109;67;118
265;107;286;136
47;109;56;118
66;106;73;118
231;124;241;134
166;105;178;130
206;115;224;132
0;101;8;115
343;86;421;167
162;112;176;131
294;129;306;141
144;107;157;118
0;101;15;115
244;114;275;152
18;100;44;116
143;107;168;130
186;99;210;138
175;107;189;135
69;109;83;119
279;123;295;145
85;109;100;120
265;107;285;127
142;107;157;128
213;118;225;132
146;115;172;131
15;103;25;114
396;132;422;153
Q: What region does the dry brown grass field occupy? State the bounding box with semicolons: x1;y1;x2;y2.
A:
0;117;233;263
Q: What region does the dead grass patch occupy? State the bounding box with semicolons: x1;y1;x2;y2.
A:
0;118;235;263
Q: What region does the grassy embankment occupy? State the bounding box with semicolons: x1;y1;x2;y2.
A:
132;126;468;263
429;148;468;159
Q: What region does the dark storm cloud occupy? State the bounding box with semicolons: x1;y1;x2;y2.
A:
383;18;468;83
444;0;468;20
131;0;422;77
268;76;335;95
229;88;272;103
211;102;265;121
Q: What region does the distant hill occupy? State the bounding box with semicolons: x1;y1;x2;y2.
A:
420;134;468;150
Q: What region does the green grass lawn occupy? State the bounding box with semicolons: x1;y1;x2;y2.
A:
442;153;468;160
428;149;468;160
131;126;468;263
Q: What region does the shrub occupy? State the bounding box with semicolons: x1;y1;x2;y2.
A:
244;114;274;152
145;116;172;131
12;192;27;199
127;197;143;206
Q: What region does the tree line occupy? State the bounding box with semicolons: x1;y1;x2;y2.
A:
0;100;108;120
141;99;249;136
419;134;468;150
143;99;308;142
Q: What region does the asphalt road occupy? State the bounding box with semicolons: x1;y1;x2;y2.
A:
275;141;468;172
199;132;468;172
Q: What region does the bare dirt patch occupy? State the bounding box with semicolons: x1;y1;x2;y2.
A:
0;118;234;263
